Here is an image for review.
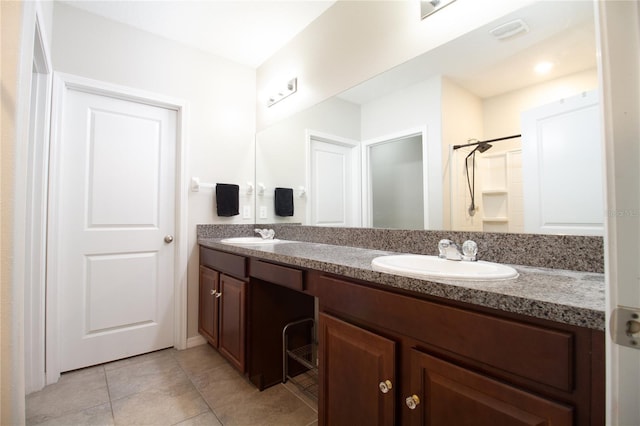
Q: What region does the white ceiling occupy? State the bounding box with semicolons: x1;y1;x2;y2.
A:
339;1;596;103
60;0;336;68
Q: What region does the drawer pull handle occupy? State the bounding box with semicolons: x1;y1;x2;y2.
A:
406;395;420;410
378;380;393;394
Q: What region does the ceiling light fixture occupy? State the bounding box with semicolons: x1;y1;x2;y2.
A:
420;0;457;19
267;78;297;107
534;61;554;74
489;19;529;40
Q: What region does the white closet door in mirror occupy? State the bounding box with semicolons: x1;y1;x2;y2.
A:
522;90;604;235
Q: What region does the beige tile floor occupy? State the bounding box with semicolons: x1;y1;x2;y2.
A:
26;344;318;426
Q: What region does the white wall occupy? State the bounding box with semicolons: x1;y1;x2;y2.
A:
442;78;484;231
484;68;598;141
361;76;443;229
52;3;256;339
256;0;534;130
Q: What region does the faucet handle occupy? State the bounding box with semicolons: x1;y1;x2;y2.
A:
438;239;452;258
254;228;275;240
462;240;478;261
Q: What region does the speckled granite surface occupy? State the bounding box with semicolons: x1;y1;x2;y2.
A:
197;227;605;330
198;224;604;273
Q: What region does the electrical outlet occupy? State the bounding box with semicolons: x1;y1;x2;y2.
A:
243;205;251;219
259;206;267;219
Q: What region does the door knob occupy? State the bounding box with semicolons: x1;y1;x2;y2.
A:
164;235;174;243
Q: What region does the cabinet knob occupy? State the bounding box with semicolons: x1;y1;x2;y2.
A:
215;292;222;298
378;380;393;394
210;289;217;296
405;395;420;410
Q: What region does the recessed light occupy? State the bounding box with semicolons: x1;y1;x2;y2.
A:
534;61;554;74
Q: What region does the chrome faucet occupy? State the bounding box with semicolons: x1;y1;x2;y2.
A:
438;239;462;260
438;239;478;261
254;228;275;240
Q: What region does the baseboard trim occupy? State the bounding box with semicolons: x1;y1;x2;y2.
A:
186;335;207;348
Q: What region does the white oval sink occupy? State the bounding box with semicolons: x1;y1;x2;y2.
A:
220;237;282;245
371;255;518;281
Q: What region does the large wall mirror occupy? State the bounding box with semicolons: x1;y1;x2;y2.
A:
255;1;603;236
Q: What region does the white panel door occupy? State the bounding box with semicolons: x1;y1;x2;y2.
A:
57;87;176;372
522;90;604;235
310;139;356;226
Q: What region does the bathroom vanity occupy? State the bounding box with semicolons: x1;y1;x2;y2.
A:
198;230;604;425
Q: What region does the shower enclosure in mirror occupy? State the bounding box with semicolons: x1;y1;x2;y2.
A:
255;1;603;235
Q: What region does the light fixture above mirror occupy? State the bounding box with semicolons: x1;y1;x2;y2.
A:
420;0;457;19
267;77;298;107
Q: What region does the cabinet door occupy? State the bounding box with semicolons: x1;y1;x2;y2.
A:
219;274;247;372
198;266;219;347
319;313;396;426
406;349;573;426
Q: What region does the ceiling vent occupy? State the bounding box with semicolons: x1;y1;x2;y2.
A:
489;19;529;40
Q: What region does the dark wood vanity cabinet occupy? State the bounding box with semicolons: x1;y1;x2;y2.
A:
198;266;219;347
319;313;396;426
198;244;604;425
218;273;246;371
199;246;315;387
408;349;573;426
247;258;315;390
199;247;248;372
309;271;604;426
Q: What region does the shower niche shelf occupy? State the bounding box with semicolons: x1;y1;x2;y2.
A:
481;190;509;232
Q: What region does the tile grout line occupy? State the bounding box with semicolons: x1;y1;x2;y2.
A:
170;347;226;426
26;366;115;426
102;364;117;425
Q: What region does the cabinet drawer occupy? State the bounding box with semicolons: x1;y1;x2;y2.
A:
250;259;304;291
200;247;247;280
314;274;574;392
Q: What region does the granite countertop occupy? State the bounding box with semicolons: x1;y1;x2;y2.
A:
198;237;606;331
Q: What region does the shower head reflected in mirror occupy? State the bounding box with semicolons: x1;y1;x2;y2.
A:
476;143;492;154
465;143;492;216
452;134;519;217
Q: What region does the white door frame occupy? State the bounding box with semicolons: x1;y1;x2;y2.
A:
46;73;189;384
361;126;429;228
23;6;53;394
305;129;361;227
597;1;640;424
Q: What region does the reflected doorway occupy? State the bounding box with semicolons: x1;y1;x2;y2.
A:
363;132;427;229
307;131;361;227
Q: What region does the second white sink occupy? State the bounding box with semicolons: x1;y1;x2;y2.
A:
371;255;518;281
